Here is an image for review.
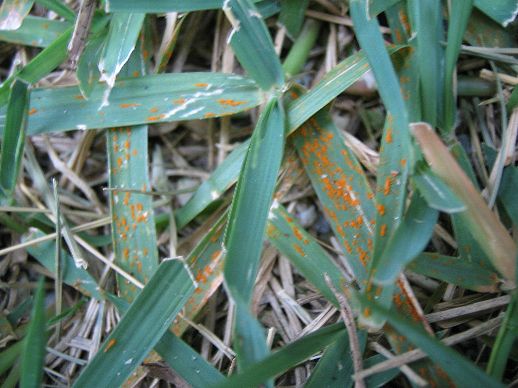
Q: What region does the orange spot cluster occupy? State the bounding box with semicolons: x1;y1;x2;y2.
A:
204;112;216;118
293;243;305;256
385;127;393;144
74;94;85;100
383;176;392;196
146;114;165;122
377;204;386;216
28;108;38;116
217;99;246;107
104;338;117;352
195;82;208;87
173;98;186;105
119;103;141;108
380;224;387;237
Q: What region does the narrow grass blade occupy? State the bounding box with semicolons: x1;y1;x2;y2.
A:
368;0;399;17
156;331;226;386
224;97;285;304
223;97;285;371
224;0;284;90
0;0;34;30
0;16;69;47
107;125;158;300
498;165;518;225
443;1;473;133
408;0;444;128
487;290;518;379
372;193;438;285
0;15;110;107
282;19;321;78
474;0;518;27
173;213;227;335
0;79;30;198
287;46;402;131
305;330;362;388
0;340;23;376
77;34;105;98
110;294;225;386
34;0;75;22
106;0;265;13
357;293;505;388
74;259;195;387
266;203;346;307
0;73;262;135
279;0;309;39
413;166;466;213
350;2;412;326
99;13;145;89
465;8;517;48
409;253;501;293
20;277;47;388
293;109;375;284
411;122;517;287
23;230;104;300
215;323;345;388
175;141;248;228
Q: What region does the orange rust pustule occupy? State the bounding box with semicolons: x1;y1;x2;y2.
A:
120;103;141;108
217;99;246;107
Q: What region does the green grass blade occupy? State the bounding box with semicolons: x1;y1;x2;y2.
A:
74;259;195;387
412;122;516;287
99;13;145;88
408;0;444;128
474;0;518;26
487;290;518;378
224;96;285;304
0;16;70;47
175;141;248;228
443;0;473;133
357;292;505;388
305;330;363;388
77;34;105;98
173;212;227;335
223;97;285;371
0;79;30;198
287;46;402;132
413;166;466;213
282;19;321;78
110;294;226;386
368;0;399;17
293;107;375;284
409;253;501;293
498;165;518;226
0;340;23;376
0;0;34;30
156;331;226;386
105;0;266;13
107;125;158;300
215;323;345;388
23;230;104;300
372;192;438;285
279;0;309;39
0;14;110;107
20;277;47;388
34;0;75;22
266;203;345;307
225;0;284;90
0;73;262;135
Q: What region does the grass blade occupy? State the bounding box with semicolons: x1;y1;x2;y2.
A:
108;125;159;300
474;0;518;26
0;14;110;107
74;259;195;387
0;79;30;199
357;292;505;388
77;34;105;98
413;166;466;213
20;277;47;388
224;0;284;90
34;0;75;22
279;0;309;39
487;290;518;378
266;203;346;307
0;0;34;30
105;0;266;13
411;122;516;288
0;16;69;47
372;192;438;285
99;13;145;89
443;0;473;133
23;230;104;300
409;253;501;293
215;323;345;388
0;73;263;135
223;97;285;371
